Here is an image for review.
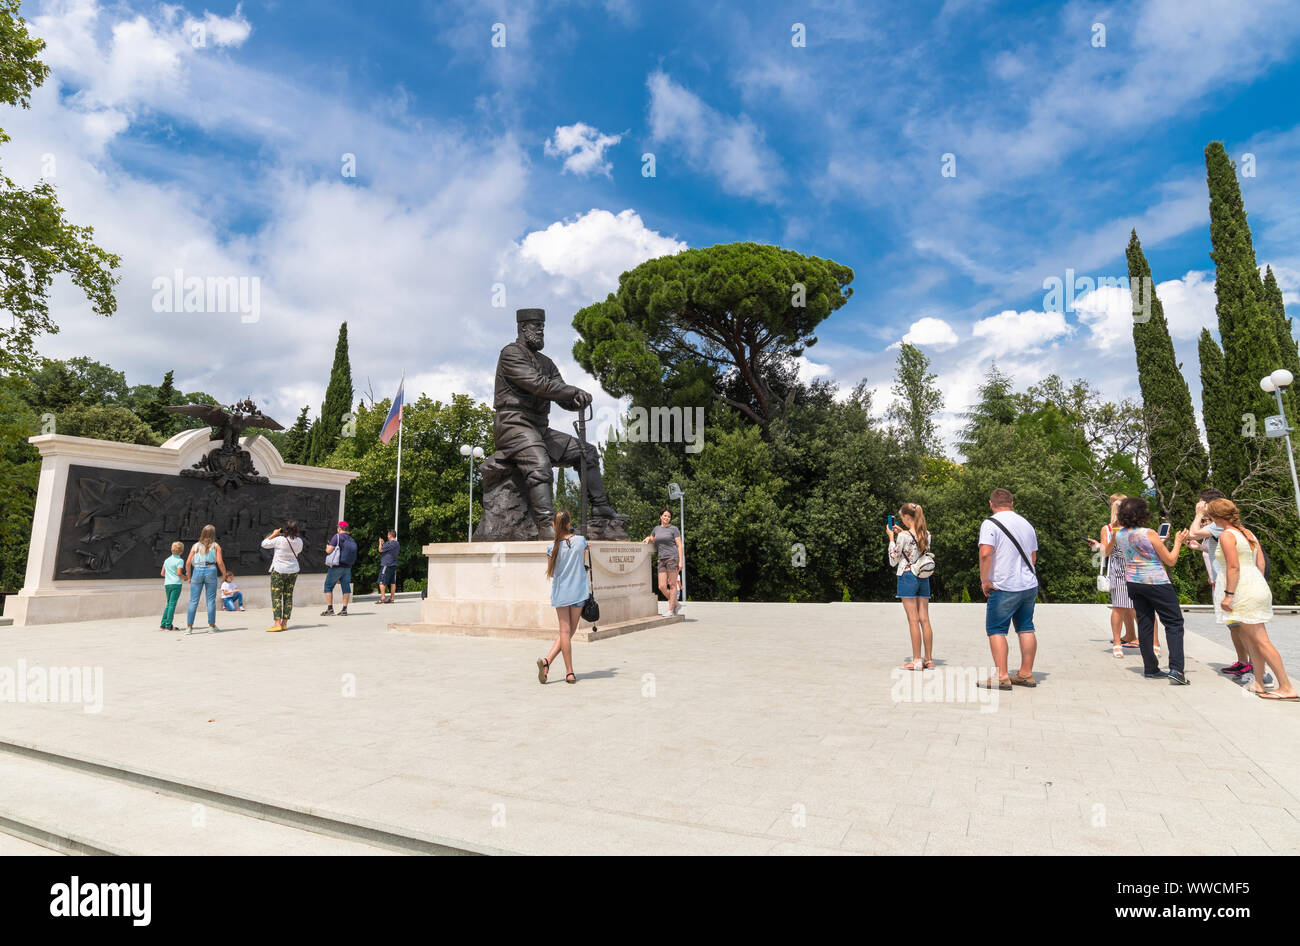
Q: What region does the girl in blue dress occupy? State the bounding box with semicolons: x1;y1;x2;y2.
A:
538;510;589;685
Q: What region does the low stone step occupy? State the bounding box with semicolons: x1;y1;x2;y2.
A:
0;742;482;856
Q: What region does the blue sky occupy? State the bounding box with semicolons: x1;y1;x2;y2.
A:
13;0;1300;450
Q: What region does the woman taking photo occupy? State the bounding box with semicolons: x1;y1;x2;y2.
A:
1112;497;1189;684
261;520;304;633
1206;499;1296;701
888;502;935;671
642;507;684;616
537;510;588;686
184;524;227;635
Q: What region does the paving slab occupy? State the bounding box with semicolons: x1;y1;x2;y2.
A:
1;601;1298;854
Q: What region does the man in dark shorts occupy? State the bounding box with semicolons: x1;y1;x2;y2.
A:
322;520;358;616
377;530;400;603
642;508;684;615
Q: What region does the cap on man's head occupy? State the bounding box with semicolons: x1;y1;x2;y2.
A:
338;520;349;529
516;308;545;324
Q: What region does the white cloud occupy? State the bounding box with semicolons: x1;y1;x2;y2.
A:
646;70;782;199
971;309;1072;351
511;208;686;302
544;122;623;177
894;316;958;348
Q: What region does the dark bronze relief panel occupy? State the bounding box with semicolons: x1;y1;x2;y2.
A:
54;465;340;580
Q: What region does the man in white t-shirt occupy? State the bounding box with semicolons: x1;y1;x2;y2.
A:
977;488;1039;690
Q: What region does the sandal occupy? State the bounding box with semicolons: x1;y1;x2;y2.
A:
1257;691;1299;701
537;657;549;684
1010;672;1037;687
977;676;1012;690
565;672;577;684
1112;644;1124;658
923;657;934;669
900;659;923;671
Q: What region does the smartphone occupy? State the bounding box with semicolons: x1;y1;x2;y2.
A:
887;515;895;529
1158;522;1171;538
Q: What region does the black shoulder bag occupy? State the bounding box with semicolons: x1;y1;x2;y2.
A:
581;542;600;625
984;517;1047;602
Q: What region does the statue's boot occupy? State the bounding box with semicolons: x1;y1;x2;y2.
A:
583;468;628;521
529;482;556;539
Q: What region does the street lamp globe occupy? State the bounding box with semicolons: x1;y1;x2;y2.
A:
459;444;472;457
1262;376;1277;393
1272;368;1294;390
472;446;485;460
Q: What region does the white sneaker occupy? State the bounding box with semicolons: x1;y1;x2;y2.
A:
1239;672;1254;686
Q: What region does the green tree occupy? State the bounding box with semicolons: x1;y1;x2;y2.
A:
55;404;159;445
138;369;178;438
323;392;493;591
0;373;39;593
1126;230;1207;528
1262;266;1300;420
1198;329;1234;493
281;406;311;464
1205;142;1281;485
20;356;127;414
572;242;854;428
887;342;944;458
0;0;120;374
307;322;353;465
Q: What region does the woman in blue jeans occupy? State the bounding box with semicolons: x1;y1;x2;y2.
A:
184;524;228;635
1113;497;1189;684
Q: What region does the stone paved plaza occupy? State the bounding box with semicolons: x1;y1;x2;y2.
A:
2;599;1298;855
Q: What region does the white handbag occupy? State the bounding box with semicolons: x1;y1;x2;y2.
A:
1095;528;1110;592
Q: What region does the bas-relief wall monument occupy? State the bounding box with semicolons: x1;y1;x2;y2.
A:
10;426;358;626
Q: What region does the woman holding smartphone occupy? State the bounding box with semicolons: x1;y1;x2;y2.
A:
888;502;935;671
1112;497;1189;684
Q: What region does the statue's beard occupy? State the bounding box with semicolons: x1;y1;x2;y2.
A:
522;327;544;350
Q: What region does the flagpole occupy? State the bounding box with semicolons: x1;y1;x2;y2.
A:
393;372;404;536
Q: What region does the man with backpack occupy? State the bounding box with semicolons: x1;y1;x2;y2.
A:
322;520;358;616
977;488;1040;690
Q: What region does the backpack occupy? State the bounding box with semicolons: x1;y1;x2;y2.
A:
899;531;936;578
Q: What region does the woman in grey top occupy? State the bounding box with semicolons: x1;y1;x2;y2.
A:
642;508;684;616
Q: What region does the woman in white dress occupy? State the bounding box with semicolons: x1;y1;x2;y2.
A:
1206;499;1296;701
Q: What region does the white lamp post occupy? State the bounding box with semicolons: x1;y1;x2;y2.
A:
1260;368;1300;520
460;444;485;542
668;482;685;602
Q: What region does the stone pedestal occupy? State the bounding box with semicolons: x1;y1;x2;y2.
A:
391;540;683;641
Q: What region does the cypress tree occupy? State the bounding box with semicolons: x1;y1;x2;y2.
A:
282;406;311;464
1198;330;1234;493
1261;266;1300;420
1127;231;1207;527
140;369;178;438
1205;142;1281;484
307;322;353;465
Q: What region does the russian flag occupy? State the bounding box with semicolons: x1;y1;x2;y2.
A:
379;379;404;444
